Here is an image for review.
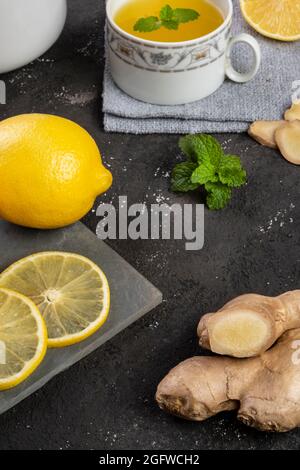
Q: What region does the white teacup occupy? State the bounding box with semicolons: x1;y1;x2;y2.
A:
106;0;261;105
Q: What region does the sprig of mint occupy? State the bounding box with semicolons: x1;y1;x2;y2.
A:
171;134;247;210
134;4;199;33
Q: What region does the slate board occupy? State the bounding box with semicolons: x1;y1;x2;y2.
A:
0;221;162;414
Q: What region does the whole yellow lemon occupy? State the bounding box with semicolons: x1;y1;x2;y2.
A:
0;114;112;229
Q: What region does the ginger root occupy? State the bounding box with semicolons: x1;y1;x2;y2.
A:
198;291;300;358
248;102;300;164
156;329;300;432
275;120;300;165
284;102;300;121
248;120;285;149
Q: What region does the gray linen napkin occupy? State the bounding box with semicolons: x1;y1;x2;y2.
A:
103;0;300;134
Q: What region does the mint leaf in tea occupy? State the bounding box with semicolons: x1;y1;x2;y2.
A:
172;8;200;24
134;5;200;33
134;16;161;33
114;0;224;43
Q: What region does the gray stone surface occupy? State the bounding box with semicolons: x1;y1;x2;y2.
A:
0;221;162;415
0;0;300;451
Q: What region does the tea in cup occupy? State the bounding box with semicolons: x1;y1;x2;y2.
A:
106;0;261;105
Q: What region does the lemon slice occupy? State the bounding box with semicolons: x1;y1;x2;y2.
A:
0;253;110;348
0;288;47;390
240;0;300;41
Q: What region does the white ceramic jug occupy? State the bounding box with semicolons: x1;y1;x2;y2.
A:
0;0;67;74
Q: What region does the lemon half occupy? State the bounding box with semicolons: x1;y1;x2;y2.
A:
0;288;47;390
240;0;300;42
0;253;110;348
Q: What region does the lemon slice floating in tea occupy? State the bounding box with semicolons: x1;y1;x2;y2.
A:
0;288;47;390
240;0;300;42
0;253;110;348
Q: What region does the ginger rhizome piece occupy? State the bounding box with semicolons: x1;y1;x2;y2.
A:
197;291;300;357
156;329;300;432
248;102;300;162
248;120;285;148
284;102;300;121
275;120;300;165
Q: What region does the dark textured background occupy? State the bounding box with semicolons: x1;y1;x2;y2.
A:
0;0;299;450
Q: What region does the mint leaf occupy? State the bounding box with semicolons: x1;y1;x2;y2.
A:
173;8;200;23
134;5;199;34
172;134;247;211
193;134;223;167
160;4;173;21
205;182;232;210
191;164;218;185
162;19;179;30
219;155;247;188
179;134;222;166
179;135;200;162
134;16;160;32
171;162;198;192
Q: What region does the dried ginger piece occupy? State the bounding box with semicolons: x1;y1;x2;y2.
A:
275;120;300;165
248;120;285;148
284;102;300;121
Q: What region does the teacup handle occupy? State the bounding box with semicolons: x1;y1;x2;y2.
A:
225;33;261;83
